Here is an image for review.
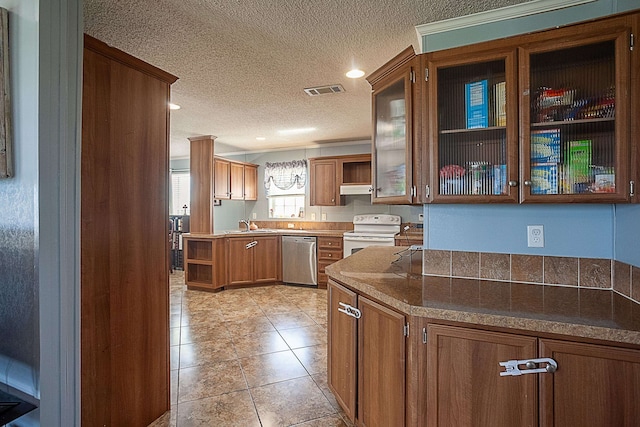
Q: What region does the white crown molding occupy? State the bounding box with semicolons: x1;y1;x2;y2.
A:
415;0;596;39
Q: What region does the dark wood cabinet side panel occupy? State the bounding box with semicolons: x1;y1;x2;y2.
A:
81;40;172;427
81;47;113;427
189;140;214;234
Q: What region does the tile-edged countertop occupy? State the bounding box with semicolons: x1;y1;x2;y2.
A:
325;246;640;346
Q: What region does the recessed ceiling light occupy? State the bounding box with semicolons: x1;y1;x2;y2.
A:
256;137;266;141
277;127;316;135
346;69;365;79
168;103;181;110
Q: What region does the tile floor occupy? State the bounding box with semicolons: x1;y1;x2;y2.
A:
149;271;352;427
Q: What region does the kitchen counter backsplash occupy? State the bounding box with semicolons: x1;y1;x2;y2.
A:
422;249;640;305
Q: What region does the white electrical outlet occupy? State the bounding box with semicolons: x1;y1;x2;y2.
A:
252;212;257;219
527;225;544;248
418;213;424;222
321;213;327;221
311;213;316;221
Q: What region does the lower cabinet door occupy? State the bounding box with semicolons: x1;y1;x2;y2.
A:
253;236;280;283
358;296;406;427
539;339;640;427
227;237;253;285
327;281;358;422
426;324;538;427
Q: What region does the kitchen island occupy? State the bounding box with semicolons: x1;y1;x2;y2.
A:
325;246;640;427
182;229;345;291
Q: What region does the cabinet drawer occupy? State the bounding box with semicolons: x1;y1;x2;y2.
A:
319;249;342;260
318;259;338;273
318;236;343;250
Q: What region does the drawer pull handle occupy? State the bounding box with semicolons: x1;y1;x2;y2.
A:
499;358;558;376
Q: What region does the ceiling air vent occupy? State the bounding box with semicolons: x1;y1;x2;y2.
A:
304;84;346;96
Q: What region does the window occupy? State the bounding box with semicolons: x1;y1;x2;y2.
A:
170;170;190;215
264;160;307;218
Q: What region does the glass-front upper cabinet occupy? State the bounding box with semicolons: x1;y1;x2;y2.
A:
428;50;519;203
519;22;633;203
368;47;422;205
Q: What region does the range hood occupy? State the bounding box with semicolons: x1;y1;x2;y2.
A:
340;184;372;195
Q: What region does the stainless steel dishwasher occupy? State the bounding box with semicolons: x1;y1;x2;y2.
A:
282;236;317;286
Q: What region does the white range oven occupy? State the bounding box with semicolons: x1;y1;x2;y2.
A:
343;214;401;258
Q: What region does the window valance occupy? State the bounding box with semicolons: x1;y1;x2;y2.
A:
264;160;307;191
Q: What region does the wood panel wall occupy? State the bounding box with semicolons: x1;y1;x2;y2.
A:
81;34;177;427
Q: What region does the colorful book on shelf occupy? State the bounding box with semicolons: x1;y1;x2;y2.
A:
531;128;560;163
465;79;488;129
531;163;559;195
566;140;592;186
494;81;506;127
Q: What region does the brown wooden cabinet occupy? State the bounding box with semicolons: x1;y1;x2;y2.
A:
309;158;337;206
309;154;372;206
375;12;639;205
183;237;227;291
317;236;343;288
368;47;425;205
189;135;216;234
328;280;406;426
227;235;281;285
422;323;640;427
81;35;177;426
539;338;640;427
244;164;258;200
214;157;259;201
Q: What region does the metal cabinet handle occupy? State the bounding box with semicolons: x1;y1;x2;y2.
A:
524;180;533;186
327;242;332;246
327;254;332;257
508;180;518;187
245;241;258;249
499;357;558;376
337;302;361;319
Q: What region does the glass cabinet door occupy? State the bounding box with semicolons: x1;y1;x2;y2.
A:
520;28;631;202
371;66;414;204
429;51;518;202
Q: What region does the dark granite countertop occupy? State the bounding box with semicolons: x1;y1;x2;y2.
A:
325;246;640;346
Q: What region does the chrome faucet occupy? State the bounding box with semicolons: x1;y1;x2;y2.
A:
240;219;250;231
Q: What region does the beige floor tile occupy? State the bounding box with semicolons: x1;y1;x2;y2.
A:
240;350;307;388
251;376;335;427
176;390;260;427
294;344;328;375
148;405;177;427
232;330;289;358
178;360;247;403
180;308;225;326
180;322;230;345
267;311;316;330
259;302;301;315
170;370;178;405
311;372;340;412
170;303;182;315
170;313;181;328
224;315;277;336
219;301;263;321
291;414;349;427
170;345;180;371
179;338;237;368
170;327;181;347
279;324;327;349
304;308;328;325
182;296;221;312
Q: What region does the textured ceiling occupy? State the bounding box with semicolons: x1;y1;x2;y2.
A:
83;0;526;158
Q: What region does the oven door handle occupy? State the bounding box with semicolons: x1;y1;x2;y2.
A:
343;236;396;243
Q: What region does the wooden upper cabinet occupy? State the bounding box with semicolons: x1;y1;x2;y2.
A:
213;157;230;199
244;164;258;200
539;339;640;427
427;48;519;203
368;47;422;205
518;16;635;203
309;158;337;206
229;162;244;200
